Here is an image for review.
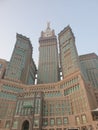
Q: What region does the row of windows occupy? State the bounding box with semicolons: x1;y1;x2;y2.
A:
15;98;42;115
29;76;79;91
40;38;56;43
43;115;87;127
43;117;68;126
5;67;22;80
2;85;23;92
60;76;79;89
23;100;34;108
43;91;87;116
0;117;90;130
0;92;16;100
23;92;42;98
24;93;35;98
64;84;80;96
44;91;62;97
17;40;29;49
30;76;79;92
31;85;55;91
43;101;71;116
76;115;87;124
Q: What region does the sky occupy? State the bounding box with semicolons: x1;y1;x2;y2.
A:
0;0;98;67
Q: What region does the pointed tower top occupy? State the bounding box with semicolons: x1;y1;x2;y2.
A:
41;22;55;38
47;22;50;29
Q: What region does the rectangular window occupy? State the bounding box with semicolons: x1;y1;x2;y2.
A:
63;117;68;125
43;118;48;126
82;115;87;124
56;118;62;125
34;119;39;127
75;116;80;125
50;118;55;126
5;120;10;128
12;121;18;129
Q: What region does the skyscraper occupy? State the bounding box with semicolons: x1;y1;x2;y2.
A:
0;24;98;130
58;26;80;78
4;34;37;84
37;23;60;83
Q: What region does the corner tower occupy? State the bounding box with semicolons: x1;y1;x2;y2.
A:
58;25;80;78
4;34;37;84
37;23;60;84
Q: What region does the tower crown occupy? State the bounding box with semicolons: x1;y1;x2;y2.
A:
41;22;55;38
46;22;51;30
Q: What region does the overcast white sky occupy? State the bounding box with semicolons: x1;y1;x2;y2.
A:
0;0;98;66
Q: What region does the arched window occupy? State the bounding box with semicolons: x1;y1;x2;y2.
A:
22;120;29;130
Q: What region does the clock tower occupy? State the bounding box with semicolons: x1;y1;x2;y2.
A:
41;22;55;37
37;23;60;84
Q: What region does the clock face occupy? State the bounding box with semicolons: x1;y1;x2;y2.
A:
43;23;54;37
46;33;51;37
44;31;52;37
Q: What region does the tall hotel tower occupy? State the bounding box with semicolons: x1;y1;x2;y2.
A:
37;23;59;83
4;34;37;84
58;26;80;78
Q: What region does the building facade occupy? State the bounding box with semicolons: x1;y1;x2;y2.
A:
0;24;98;130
